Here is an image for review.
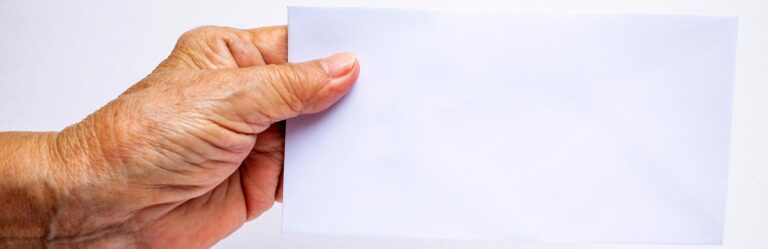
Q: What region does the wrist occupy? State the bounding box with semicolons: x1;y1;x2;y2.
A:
0;132;66;244
44;120;136;245
0;121;132;247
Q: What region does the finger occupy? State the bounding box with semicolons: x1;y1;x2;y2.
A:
158;26;243;70
240;123;284;220
227;26;288;67
226;31;267;67
131;26;289;96
234;52;360;126
242;26;288;65
156;26;287;70
275;172;283;203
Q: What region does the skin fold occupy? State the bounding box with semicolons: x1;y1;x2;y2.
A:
0;25;360;249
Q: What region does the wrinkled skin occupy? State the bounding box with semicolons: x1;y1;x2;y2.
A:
0;25;359;248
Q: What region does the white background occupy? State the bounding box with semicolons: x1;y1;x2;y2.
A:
0;1;765;249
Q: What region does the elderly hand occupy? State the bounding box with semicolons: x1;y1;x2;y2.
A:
0;25;359;248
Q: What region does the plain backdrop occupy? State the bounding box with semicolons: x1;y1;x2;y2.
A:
0;1;765;249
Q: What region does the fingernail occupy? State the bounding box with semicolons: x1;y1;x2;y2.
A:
321;52;357;78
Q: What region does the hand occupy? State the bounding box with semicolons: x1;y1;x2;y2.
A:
0;25;359;248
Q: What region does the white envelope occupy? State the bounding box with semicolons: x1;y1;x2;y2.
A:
284;7;737;244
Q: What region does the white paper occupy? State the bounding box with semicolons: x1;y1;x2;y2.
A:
284;7;737;244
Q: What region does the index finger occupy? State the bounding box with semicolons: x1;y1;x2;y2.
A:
244;25;288;65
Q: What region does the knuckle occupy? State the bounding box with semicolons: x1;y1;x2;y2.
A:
171;26;247;70
179;25;245;44
179;25;220;41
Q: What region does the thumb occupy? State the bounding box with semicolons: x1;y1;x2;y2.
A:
242;52;360;122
